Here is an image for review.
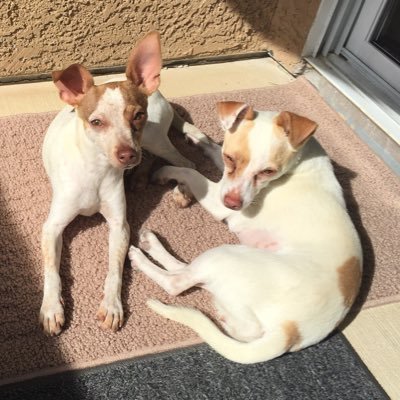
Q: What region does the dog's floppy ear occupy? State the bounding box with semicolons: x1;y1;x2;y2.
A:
276;111;318;148
126;31;162;95
216;101;255;132
52;64;94;106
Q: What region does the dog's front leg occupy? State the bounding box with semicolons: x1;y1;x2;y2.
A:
40;202;77;336
153;166;232;221
97;190;129;332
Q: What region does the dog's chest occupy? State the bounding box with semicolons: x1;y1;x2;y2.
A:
74;169;122;216
77;187;101;216
235;229;281;251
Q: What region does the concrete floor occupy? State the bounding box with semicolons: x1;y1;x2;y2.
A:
0;58;398;399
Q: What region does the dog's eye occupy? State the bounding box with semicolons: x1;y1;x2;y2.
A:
133;112;145;121
90;119;103;127
223;154;236;174
258;168;277;179
262;168;276;175
223;154;235;164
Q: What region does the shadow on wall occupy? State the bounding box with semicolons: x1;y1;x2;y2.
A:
224;0;279;42
224;0;320;70
1;0;320;79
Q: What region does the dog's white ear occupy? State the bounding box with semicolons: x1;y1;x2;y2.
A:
126;31;162;95
52;64;94;106
276;111;318;148
216;101;255;132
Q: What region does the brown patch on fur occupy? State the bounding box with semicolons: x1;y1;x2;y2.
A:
275;111;317;148
77;84;108;121
77;81;148;125
337;257;362;308
119;80;148;114
222;120;254;178
283;320;301;350
120;81;148;134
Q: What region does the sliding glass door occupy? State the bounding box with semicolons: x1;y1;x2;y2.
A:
343;0;400;93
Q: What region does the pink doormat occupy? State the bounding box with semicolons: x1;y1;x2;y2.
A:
1;77;399;384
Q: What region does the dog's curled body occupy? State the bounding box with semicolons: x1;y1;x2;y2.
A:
129;104;362;364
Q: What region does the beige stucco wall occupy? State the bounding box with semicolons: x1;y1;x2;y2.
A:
0;0;320;79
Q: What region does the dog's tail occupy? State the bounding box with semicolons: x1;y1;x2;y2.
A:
172;110;211;146
147;299;291;364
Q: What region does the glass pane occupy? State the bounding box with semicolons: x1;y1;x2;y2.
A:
371;0;400;65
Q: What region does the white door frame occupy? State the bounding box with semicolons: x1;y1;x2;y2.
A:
303;0;400;146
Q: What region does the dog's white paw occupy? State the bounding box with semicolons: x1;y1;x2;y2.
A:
172;184;193;208
184;125;210;146
96;297;124;332
39;299;65;336
128;245;145;269
138;229;157;252
128;244;140;261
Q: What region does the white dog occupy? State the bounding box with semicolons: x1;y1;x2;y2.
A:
39;31;209;335
128;101;362;364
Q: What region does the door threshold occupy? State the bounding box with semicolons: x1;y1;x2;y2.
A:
305;56;400;176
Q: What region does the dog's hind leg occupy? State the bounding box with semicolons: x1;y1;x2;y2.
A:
153;166;232;221
172;110;224;171
138;229;186;271
128;245;198;296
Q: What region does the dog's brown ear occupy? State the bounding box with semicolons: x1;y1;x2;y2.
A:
52;64;94;106
126;31;162;95
216;101;255;132
276;111;317;148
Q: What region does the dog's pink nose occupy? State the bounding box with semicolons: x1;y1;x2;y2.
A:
117;147;137;165
223;191;243;210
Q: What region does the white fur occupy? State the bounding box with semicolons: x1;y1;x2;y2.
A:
40;87;210;336
129;109;362;364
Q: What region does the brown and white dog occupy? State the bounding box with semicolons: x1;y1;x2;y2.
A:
39;31;209;335
128;102;362;364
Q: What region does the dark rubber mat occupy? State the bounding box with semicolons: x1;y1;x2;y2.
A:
0;333;388;400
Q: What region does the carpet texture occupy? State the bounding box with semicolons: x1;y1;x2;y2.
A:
0;77;399;383
0;334;389;400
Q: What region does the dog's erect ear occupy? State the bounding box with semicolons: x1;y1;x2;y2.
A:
216;101;255;132
126;31;162;95
52;64;94;106
276;111;318;148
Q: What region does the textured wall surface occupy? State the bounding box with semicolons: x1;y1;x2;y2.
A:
0;0;320;79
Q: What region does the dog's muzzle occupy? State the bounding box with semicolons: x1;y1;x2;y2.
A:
116;146;141;169
223;191;243;210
